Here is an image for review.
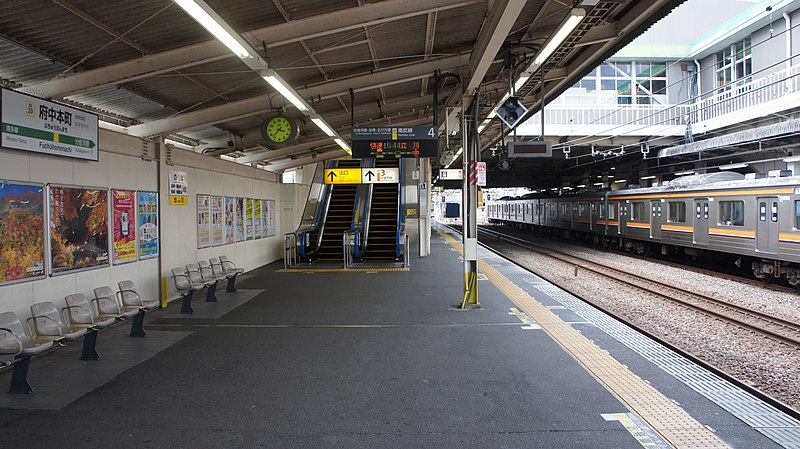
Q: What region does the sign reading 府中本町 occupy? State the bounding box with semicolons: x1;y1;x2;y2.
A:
1;88;99;161
351;126;438;158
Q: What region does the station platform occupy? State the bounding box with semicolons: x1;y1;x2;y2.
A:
0;225;797;448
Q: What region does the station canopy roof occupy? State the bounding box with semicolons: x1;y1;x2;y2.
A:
0;0;684;172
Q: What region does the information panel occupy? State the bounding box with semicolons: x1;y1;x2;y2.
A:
351;126;437;158
0;181;44;285
1;88;99;161
49;186;108;274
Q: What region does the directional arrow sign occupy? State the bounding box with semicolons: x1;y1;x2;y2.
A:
362;167;399;184
324;168;362;184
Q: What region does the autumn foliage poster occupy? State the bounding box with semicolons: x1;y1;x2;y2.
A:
0;182;45;284
49;186;109;274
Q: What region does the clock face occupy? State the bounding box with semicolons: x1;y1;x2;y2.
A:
266;116;292;143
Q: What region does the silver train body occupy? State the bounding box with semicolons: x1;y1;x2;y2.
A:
487;173;800;286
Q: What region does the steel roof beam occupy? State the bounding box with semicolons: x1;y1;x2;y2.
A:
465;0;527;93
126;54;465;137
23;0;478;99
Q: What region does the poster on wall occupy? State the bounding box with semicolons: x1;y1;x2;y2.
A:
197;194;211;249
235;197;244;242
49;186;109;274
137;191;159;259
168;170;188;206
267;199;277;237
211;196;224;247
0;181;45;285
254;200;263;239
224;197;235;244
245;198;254;241
111;190;136;264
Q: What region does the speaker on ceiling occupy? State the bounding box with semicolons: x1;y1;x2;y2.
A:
494;96;528;130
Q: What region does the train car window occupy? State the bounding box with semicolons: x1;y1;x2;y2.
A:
560;203;570;218
578;203;589;218
609;203;618;220
796;201;800;228
759;202;767;222
719;201;744;226
630;202;646;221
599;204;606;219
771;201;778;223
668;202;686;223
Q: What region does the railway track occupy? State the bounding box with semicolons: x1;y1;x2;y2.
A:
476;225;800;349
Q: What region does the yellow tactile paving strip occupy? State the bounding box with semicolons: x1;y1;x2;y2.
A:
438;230;731;449
278;267;409;273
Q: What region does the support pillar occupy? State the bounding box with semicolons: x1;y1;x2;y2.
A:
460;91;479;309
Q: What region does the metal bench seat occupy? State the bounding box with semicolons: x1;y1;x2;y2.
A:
118;280;160;311
215;256;244;292
29;301;88;341
171;267;197;314
187;263;219;303
0;311;56;393
31;300;107;361
65;293;117;329
94;286;147;337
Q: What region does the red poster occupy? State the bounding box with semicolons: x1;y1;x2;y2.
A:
112;190;136;264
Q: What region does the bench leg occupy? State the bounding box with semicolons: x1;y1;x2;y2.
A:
9;357;33;394
225;274;238;292
130;310;147;337
180;291;194;314
205;282;218;302
80;329;100;361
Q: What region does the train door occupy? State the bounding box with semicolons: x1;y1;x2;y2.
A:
756;197;779;254
618;202;627;235
650;200;662;239
693;199;709;245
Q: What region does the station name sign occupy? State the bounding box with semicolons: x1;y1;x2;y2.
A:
351;126;438;159
0;88;99;161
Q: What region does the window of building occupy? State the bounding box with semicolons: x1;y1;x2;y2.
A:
556;61;668;106
631;202;646;221
716;38;751;90
668;202;686;223
282;170;298;184
719;201;745;226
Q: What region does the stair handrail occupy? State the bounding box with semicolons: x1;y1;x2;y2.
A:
394;159;404;259
283;232;297;269
294;161;334;261
357;159;375;256
342;228;359;268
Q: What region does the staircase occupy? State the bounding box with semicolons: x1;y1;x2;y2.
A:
363;159;400;262
316;159;361;262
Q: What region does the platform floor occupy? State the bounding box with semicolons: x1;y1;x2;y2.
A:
0;226;796;448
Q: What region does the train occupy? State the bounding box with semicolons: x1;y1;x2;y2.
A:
487;171;800;288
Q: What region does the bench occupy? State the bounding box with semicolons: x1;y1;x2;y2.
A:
0;312;56;394
171;267;198;314
64;293;118;360
199;260;226;300
94;286;148;337
215;255;245;292
186;263;218;303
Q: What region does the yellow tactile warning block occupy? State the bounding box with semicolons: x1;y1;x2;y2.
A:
278;267;409;273
438;230;731;449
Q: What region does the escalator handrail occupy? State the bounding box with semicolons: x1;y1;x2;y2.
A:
395;159;404;259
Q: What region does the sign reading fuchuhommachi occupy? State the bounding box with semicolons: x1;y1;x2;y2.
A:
1;88;98;161
197;194;211;249
235;197;244;242
0;181;45;285
351;126;437;159
224;197;235;245
49;186;108;274
137;191;158;259
211;196;224;246
112;190;136;264
245;198;254;241
254;200;263;239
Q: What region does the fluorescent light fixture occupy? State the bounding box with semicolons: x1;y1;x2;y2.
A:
477;119;491;134
675;170;695;176
99;120;127;132
334;138;350;151
533;8;586;66
640;175;656;180
613;179;627;183
576;184;586;188
263;70;309;111
454;147;463;157
718;162;748;170
513;75;530;93
173;0;253;59
562;186;573;190
311;117;335;137
220;154;237;162
783;155;800;163
593;182;604;186
164;138;194;150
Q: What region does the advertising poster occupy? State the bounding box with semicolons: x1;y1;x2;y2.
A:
0;182;44;285
235;197;245;242
211;196;224;246
137;191;159;259
197;194;211;249
224;197;235;244
49;186;108;274
111;190;136;264
267;199;277;237
168;170;188;206
245;198;254;241
261;200;270;237
254;200;263;239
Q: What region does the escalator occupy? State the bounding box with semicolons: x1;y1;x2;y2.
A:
315;159;361;262
362;158;400;262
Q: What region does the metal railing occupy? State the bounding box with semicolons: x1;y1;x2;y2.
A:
403;234;410;268
283;233;297;269
342;229;359;269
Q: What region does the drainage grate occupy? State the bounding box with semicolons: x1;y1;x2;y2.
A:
479;246;800;449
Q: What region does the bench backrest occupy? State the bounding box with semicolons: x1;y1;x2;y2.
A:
198;260;215;280
30;302;64;337
171;267;193;291
219;255;237;271
118;280;144;307
0;312;26;355
209;258;225;277
94;286;122;315
65;293;95;325
186;264;204;284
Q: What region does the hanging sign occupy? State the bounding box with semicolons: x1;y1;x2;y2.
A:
1;88;99;161
351;126;438;158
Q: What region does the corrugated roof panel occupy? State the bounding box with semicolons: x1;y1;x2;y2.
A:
433;3;486;53
278;0;360;21
66;86;175;122
0;39;65;86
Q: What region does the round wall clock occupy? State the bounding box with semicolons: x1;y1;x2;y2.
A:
261;115;299;146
